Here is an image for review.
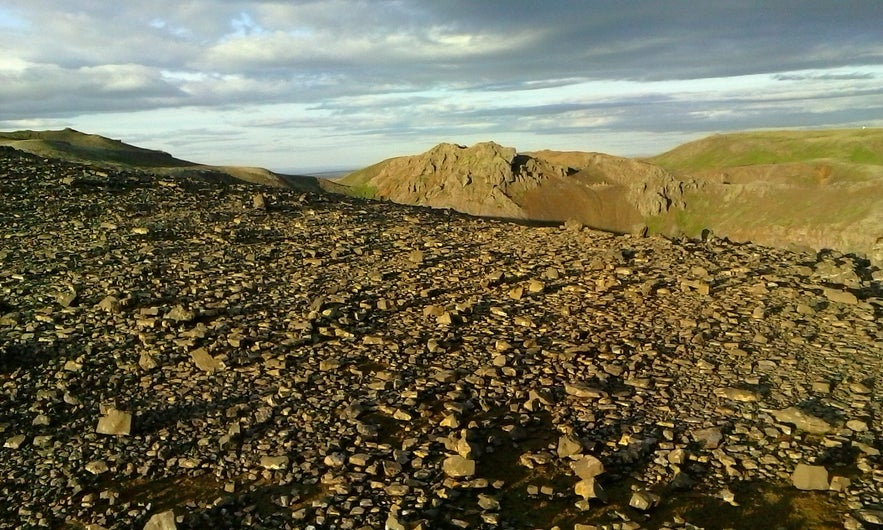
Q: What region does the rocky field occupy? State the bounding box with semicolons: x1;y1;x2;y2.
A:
1;146;882;529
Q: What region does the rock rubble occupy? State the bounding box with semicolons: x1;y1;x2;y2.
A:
0;146;881;529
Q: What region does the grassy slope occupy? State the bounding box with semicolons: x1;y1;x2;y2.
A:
0;128;193;168
0;128;328;190
643;129;883;257
338;157;406;198
647;128;883;172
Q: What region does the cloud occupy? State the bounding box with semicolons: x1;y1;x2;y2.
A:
773;72;877;81
0;61;185;119
1;1;882;169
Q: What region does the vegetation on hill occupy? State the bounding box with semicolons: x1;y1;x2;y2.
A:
0;128;192;168
0;128;329;191
647;128;883;172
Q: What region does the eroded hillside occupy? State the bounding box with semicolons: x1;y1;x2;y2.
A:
341;142;689;234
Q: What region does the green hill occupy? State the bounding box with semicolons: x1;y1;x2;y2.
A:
0;128;193;168
0;128;328;191
647;128;883;173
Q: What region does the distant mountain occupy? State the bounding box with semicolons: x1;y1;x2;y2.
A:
0;128;328;192
340;141;689;235
341;130;883;265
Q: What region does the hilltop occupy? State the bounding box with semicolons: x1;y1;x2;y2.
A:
0;128;331;192
341;141;689;235
646;128;883;172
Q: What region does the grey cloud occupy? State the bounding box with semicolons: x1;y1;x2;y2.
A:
0;63;185;120
774;72;877;81
1;0;882;168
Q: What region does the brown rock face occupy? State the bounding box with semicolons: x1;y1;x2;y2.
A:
345;142;561;218
341;141;688;232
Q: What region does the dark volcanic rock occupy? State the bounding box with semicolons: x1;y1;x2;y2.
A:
0;146;881;529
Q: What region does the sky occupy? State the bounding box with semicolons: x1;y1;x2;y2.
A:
1;1;882;173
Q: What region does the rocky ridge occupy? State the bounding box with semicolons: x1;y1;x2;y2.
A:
341;142;689;233
1;146;882;529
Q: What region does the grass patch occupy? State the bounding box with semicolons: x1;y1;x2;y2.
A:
344;183;378;199
648;128;883;172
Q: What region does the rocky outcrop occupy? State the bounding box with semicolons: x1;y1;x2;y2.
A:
343;141;567;218
341;141;689;231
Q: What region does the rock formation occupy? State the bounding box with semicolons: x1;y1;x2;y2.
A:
341;141;690;234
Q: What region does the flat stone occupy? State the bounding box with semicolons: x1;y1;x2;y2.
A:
564;383;607;399
849;382;872;394
442;455;476;478
260;455;290;470
629;490;661;510
96;409;132;436
791;463;829;490
96;296;121;313
4;434;26;449
56;290;78;307
63;360;82;372
570;455;605;480
139;351;158;371
846;419;869;432
557;435;583;458
477;493;500;511
190;348;224;373
811;381;832;393
324;452;346;467
823;288;858;305
143;509;177;530
857;509;883;525
85;460;109;475
166;305;196;323
692;427;723;449
713;387;758;402
770;407;832;434
829;475;851;492
574;478;607;501
385;511;406;530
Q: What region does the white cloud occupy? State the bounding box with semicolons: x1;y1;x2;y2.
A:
0;1;880;169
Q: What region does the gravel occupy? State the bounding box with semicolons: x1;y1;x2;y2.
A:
1;146;881;529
